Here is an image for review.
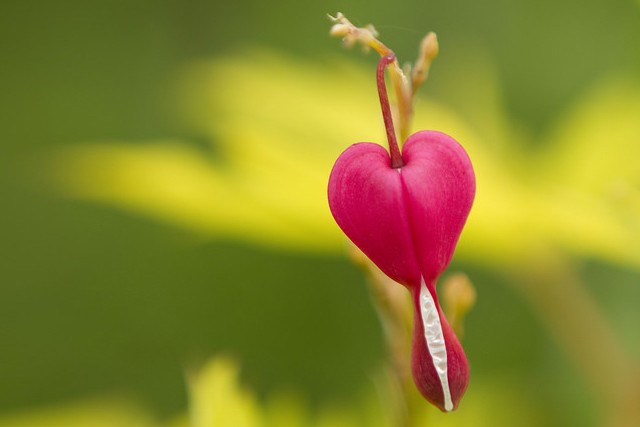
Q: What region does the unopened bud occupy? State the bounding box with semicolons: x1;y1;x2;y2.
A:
442;273;476;338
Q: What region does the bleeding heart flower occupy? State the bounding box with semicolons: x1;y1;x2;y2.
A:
328;55;475;412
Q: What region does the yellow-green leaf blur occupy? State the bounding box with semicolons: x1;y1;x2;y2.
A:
49;50;640;270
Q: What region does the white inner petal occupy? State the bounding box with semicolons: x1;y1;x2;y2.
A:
420;278;453;411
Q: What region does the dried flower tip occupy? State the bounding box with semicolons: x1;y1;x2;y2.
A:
328;13;379;36
328;12;390;56
329;23;350;38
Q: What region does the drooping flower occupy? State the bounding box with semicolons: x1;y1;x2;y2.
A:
328;53;475;411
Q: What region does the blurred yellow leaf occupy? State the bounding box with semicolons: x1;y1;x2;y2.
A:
185;355;393;427
0;355;550;427
49;49;640;269
187;357;263;427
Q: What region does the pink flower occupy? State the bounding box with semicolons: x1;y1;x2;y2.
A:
327;56;475;412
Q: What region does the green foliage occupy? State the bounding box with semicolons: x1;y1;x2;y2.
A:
2;0;640;426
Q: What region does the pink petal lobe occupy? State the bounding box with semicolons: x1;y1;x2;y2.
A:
400;131;476;284
328;143;421;287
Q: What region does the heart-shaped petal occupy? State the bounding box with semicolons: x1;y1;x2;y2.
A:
328;130;475;411
328;130;475;288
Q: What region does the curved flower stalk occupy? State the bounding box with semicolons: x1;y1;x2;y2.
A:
328;16;475;412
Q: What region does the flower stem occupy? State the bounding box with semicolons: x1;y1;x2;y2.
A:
377;55;403;168
329;12;440;151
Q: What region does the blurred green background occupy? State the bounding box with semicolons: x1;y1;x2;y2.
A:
1;1;640;426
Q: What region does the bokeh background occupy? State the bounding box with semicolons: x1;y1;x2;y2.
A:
1;0;640;426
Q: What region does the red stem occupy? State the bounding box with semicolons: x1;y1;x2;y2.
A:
377;55;403;168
